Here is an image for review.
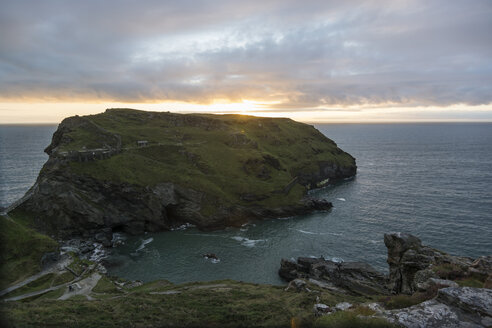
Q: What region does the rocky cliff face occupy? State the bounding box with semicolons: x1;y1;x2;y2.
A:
12;109;356;239
384;233;489;295
279;233;492;327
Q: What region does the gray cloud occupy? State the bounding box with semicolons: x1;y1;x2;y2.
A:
0;0;491;109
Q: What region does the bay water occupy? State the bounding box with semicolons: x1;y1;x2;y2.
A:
1;123;491;285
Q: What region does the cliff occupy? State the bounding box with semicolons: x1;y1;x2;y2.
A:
12;108;356;239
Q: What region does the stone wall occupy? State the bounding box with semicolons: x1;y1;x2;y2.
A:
57;148;120;162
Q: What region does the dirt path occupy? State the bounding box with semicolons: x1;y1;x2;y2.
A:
58;273;101;301
0;255;72;297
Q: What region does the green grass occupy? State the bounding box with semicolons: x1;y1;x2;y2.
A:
1;279;379;327
456;277;484;288
62;109;355;212
0;215;58;289
52;272;75;286
2;271;75;300
379;285;440;310
92;276;122;294
67;253;93;277
431;263;467;280
2;273;56;299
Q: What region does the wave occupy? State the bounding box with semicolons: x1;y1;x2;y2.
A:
231;236;266;247
171;223;196;231
136;237;154;252
297;229;317;235
293;229;342;236
336;198;346;201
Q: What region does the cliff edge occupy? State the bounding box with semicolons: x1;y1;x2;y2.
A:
12;108;356;239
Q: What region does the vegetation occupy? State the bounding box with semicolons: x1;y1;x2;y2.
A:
456;278;484;288
92;276;121;294
61;109;354;211
1;278;393;328
431;263;467;280
0;215;58;289
66;253;92;277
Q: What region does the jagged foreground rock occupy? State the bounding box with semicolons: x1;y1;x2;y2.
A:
384;233;492;295
10;108;356;240
279;233;492;327
381;287;492;327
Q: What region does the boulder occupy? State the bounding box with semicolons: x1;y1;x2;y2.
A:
40;252;60;269
285;279;307;292
94;228;113;247
313;303;331;316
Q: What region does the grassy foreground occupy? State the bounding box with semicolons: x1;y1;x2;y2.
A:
0;215;58;290
1;278;395;328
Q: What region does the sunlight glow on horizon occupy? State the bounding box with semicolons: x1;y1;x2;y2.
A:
1;100;491;124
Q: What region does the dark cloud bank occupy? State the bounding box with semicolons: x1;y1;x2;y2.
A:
0;0;491;109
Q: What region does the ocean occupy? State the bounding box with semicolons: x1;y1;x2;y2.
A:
1;123;491;285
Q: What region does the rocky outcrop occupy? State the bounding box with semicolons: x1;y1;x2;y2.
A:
280;232;491;327
45;115;121;157
384;232;477;295
382;287;492;328
297;160;357;189
279;257;388;296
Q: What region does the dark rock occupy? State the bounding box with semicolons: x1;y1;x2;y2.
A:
279;257;388;296
385;232;478;294
41;252;60;269
79;243;95;254
385;232;432;294
203;253;219;261
94;228;113;247
279;258;303;281
313;303;331;316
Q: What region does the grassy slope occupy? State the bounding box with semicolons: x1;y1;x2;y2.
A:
2;279;393;328
0;215;58;289
65;109;353;210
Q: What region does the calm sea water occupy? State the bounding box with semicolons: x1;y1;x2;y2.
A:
0;125;56;209
1;123;491;285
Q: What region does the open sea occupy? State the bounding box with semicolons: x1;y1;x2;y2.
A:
1;123;491;285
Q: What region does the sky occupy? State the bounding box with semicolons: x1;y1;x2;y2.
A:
1;0;492;123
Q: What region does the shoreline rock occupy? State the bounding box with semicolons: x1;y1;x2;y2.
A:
279;232;492;327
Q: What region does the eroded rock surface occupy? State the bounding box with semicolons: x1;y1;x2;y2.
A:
279;257;388;296
382;287;492;328
384;232;475;295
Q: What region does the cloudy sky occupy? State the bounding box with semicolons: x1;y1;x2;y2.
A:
1;0;491;123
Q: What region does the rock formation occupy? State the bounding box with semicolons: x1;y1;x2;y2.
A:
279;257;388;296
382;287;492;327
384;232;480;295
280;233;492;327
10;108;356;240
